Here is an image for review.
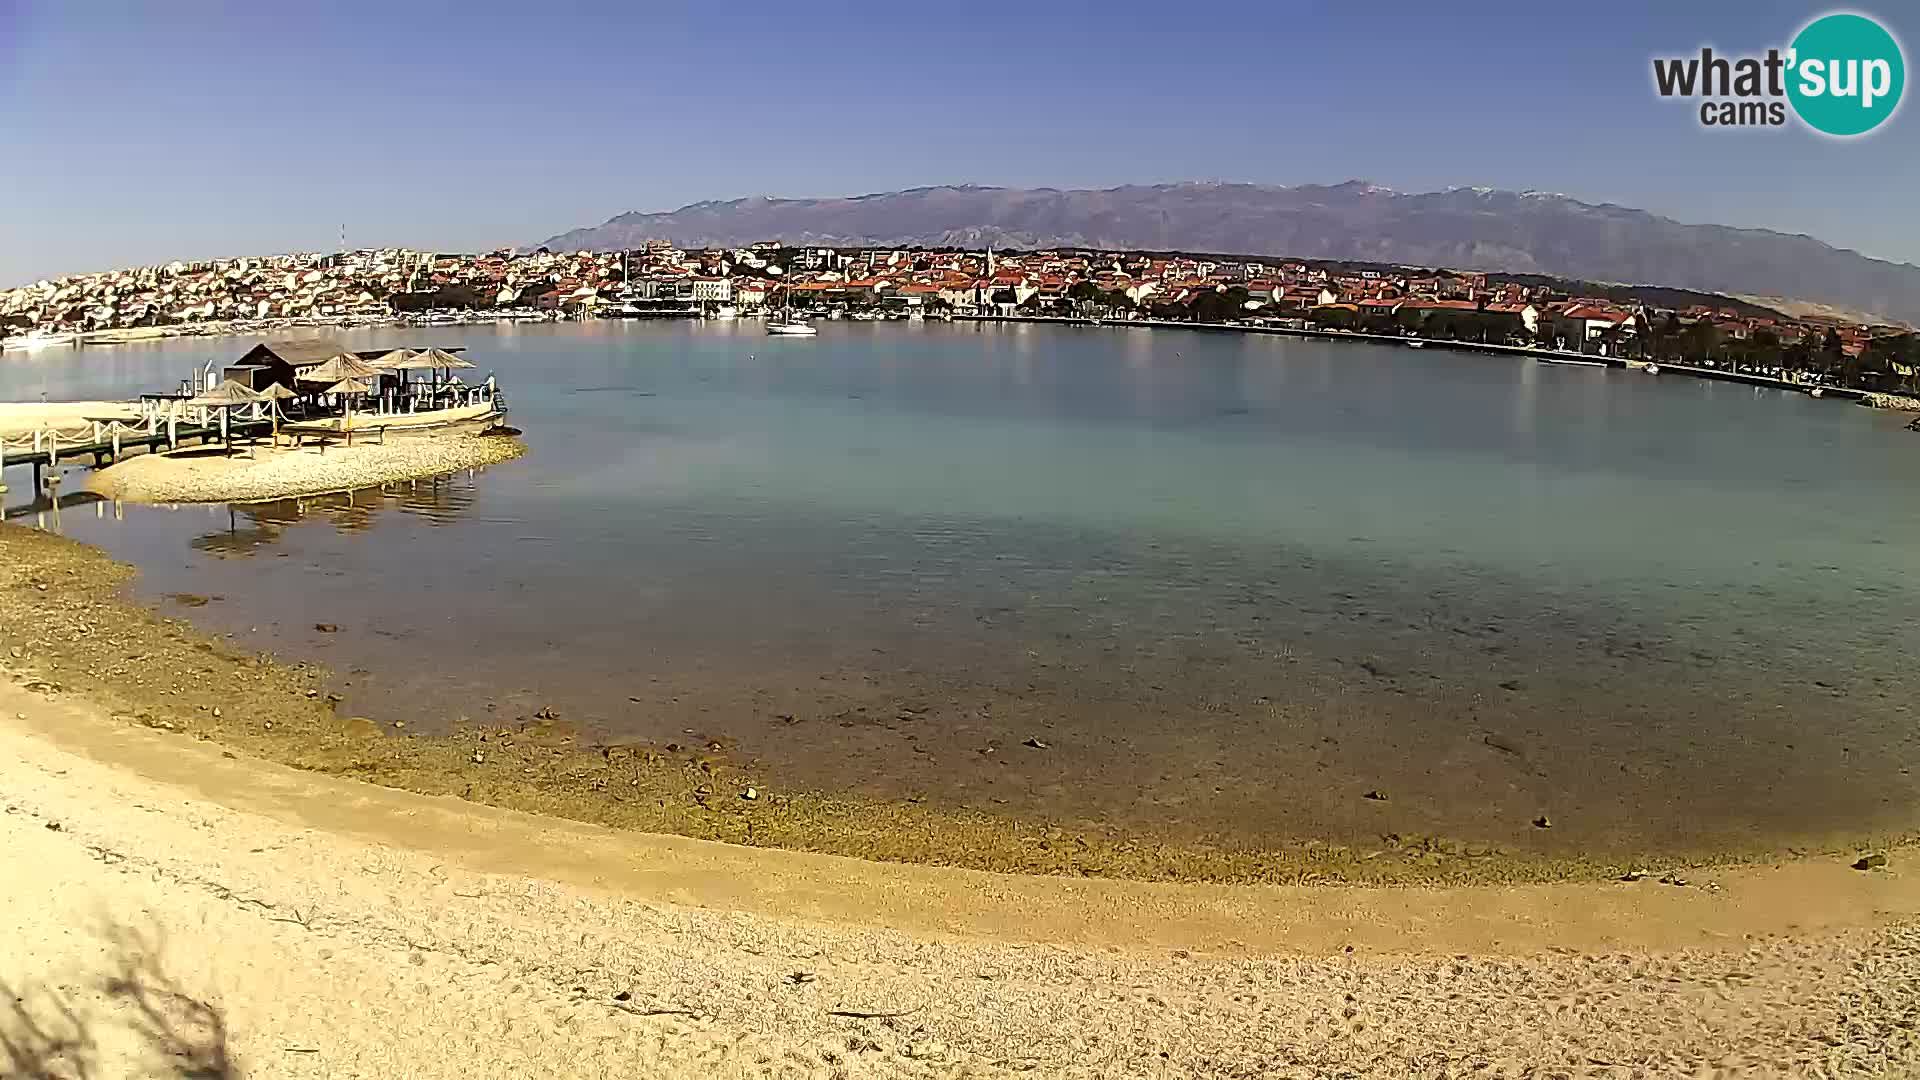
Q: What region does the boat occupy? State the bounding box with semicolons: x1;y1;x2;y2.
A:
2;329;79;352
710;305;739;321
1644;363;1661;375
766;319;818;336
1538;356;1607;368
1406;339;1426;349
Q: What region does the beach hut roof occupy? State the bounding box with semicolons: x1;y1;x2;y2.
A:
395;347;475;370
186;379;266;407
242;338;353;367
323;377;376;396
259;382;297;400
296;352;384;383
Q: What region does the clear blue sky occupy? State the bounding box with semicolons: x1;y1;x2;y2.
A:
0;0;1912;286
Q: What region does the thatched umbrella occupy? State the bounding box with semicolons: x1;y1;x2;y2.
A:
185;379;265;454
367;350;418;411
323;377;376;445
296;353;385;438
402;347;475;370
395;347;476;406
296;352;383;386
260;382;296;443
370;348;418;368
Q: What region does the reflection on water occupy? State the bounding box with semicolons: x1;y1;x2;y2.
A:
7;321;1920;856
2;488;114;527
187;472;485;556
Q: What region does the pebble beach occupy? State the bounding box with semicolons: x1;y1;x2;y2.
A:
84;428;527;503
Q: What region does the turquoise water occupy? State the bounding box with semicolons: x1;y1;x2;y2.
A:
5;321;1918;853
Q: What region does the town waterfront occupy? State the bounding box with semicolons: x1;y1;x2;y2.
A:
5;319;1918;859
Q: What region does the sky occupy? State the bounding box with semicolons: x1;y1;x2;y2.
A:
0;0;1913;286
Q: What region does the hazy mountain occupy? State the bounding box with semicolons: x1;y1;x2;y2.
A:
538;182;1920;324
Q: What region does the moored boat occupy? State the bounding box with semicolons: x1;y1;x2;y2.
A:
2;329;79;352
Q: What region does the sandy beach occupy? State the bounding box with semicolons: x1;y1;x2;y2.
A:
84;428;526;503
4;646;1919;1078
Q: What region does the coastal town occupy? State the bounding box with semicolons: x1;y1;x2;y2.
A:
6;242;1919;394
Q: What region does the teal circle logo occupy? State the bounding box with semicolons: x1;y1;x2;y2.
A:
1788;12;1905;136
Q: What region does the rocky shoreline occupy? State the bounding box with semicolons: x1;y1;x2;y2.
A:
1861;391;1920;411
0;521;1908;887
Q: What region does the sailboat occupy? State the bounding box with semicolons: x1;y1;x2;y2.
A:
765;294;817;335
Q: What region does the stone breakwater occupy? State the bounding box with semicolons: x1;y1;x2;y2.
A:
1861;392;1920;411
86;430;527;503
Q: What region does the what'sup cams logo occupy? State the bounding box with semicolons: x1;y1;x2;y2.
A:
1653;11;1905;136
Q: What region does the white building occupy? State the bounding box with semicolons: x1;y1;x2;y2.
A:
690;277;733;303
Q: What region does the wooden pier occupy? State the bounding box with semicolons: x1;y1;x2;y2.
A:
1;419;273;492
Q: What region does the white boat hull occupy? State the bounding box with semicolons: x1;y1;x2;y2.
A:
3;331;78;352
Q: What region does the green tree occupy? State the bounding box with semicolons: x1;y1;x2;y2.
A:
1190;290;1240;324
1819;328;1847;382
1678;321;1721;363
1309;306;1357;330
1781;332;1816;375
1863;333;1918;391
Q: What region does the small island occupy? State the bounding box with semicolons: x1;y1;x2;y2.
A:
7;338;525;504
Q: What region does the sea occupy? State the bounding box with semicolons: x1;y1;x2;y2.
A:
5;319;1917;855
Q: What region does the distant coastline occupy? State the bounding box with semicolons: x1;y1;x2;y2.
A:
949;312;1914;406
10;240;1917;412
24;308;1911;414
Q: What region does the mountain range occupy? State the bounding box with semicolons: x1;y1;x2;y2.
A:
537;182;1920;325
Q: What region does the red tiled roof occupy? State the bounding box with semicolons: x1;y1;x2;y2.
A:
1560;305;1629;321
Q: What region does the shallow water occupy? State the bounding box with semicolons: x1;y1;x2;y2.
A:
6;321;1918;854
